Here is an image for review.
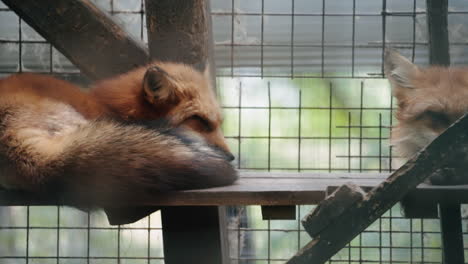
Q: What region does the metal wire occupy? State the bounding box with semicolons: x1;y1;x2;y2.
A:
0;0;468;263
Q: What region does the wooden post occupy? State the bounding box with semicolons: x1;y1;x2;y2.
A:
145;1;229;263
427;0;450;66
426;1;464;263
145;0;210;72
2;0;149;80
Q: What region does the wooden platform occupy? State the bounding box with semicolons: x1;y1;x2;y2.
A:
1;171;467;206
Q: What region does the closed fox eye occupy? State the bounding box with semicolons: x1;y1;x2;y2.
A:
421;110;451;128
183;115;213;132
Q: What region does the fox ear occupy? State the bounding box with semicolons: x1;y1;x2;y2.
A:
143;66;178;103
384;49;419;89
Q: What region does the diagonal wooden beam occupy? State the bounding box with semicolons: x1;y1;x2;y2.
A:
287;113;468;264
2;0;149;80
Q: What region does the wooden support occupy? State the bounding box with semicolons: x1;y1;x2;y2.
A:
286;113;468;264
426;0;450;66
401;0;452;219
426;2;465;262
261;206;296;220
439;202;465;264
5;174;468;207
144;0;228;263
161;206;228;264
2;0;149;80
0;174;388;206
302;183;365;237
145;0;212;72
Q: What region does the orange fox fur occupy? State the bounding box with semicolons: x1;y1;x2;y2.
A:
0;62;237;210
385;49;468;184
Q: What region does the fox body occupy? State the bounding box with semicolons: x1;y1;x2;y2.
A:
385;49;468;184
0;62;237;208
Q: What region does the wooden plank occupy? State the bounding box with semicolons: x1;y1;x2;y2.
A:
3;174;468;206
261;206;296;220
0;175;386;206
2;0;149;80
286;113;468;264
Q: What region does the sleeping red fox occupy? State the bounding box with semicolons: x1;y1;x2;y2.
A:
0;62;237;211
385;49;468;184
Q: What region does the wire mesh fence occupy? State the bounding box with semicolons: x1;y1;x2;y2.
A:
0;0;468;263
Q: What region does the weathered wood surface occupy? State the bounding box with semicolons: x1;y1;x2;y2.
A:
145;0;211;72
302;183;366;237
2;0;149;80
2;171;468;206
0;173;384;206
286;114;468;264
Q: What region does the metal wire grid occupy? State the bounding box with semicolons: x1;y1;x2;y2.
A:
0;0;467;264
0;1;165;264
214;0;468;263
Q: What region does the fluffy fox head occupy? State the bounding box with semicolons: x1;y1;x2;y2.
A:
91;62;233;160
385;49;468;158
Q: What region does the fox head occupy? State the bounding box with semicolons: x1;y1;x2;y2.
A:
385;49;468;158
91;62;234;160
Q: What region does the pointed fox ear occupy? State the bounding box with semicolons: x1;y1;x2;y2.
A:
384;49;420;89
143;66;178;103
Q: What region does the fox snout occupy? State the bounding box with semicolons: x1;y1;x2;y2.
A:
217;147;235;161
203;127;235;161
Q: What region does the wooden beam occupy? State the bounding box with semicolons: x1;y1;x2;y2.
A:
2;0;149;80
4;174;468;206
144;1;227;263
401;0;451;219
145;0;211;72
287;113;468;264
161;206;228;264
302;183;366;237
439;202;465;264
426;1;465;262
427;0;450;66
0;174;384;206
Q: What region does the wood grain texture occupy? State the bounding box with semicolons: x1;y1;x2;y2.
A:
2;0;149;80
2;172;468;206
145;0;210;72
302;183;366;237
